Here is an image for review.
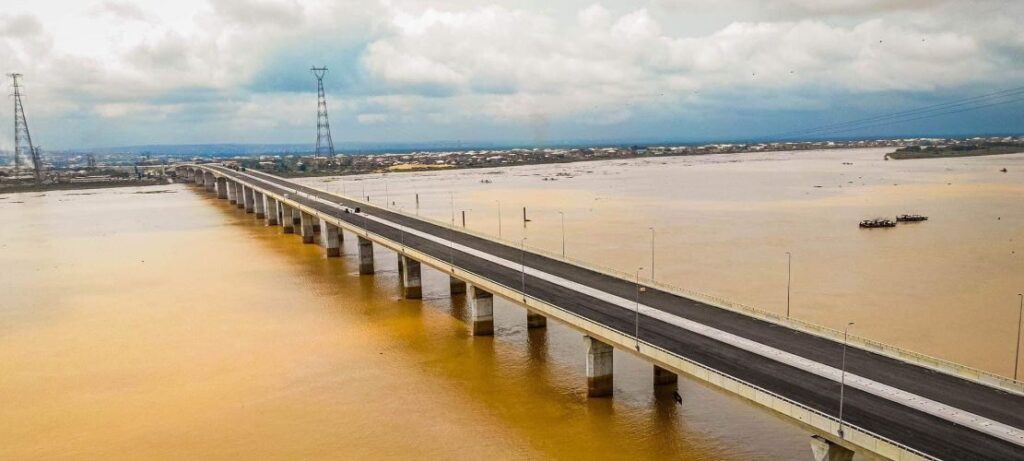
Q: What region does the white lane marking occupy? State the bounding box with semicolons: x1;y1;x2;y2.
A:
222;168;1024;447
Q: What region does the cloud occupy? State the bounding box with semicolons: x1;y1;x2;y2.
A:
209;0;306;28
0;14;43;37
93;1;150;22
0;0;1022;149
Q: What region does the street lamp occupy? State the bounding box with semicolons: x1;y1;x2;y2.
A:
649;227;655;281
558;211;566;257
635;266;645;351
838;322;855;439
1015;293;1023;380
786;252;792;318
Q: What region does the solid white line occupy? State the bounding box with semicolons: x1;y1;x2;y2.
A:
223;167;1024;447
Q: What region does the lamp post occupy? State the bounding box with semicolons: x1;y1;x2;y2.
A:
838;322;855;439
649;227;655;281
1015;293;1023;380
786;252;792;318
635;266;645;351
558;211;565;257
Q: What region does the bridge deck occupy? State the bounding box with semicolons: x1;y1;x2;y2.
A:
200;165;1024;460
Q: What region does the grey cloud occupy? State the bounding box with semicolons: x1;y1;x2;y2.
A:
0;14;43;38
94;1;150;22
209;0;306;28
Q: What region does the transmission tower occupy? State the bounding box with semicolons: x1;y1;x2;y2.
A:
311;66;334;158
8;73;42;182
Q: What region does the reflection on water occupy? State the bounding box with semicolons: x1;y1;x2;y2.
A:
2;147;1020;459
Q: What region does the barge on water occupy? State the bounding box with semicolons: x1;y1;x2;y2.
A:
859;218;896;228
896;214;928;222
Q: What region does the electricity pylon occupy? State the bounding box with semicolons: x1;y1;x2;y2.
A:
311;66;334;158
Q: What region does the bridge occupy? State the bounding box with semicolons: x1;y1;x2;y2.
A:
180;164;1024;461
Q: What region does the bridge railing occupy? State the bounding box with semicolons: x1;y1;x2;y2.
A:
334;214;938;461
205;165;1024;396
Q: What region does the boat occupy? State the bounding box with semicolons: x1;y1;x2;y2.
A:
896;214;928;222
859;218;896;228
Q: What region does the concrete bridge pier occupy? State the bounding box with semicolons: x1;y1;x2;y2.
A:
585;336;614;397
653;365;678;386
291;207;302;226
450;277;467;295
234;184;245;209
467;284;494;336
279;202;295;234
320;219;340;257
809;435;854;461
215;177;228;199
398;255;422;299
299;212;315;243
527;310;547;329
242;186;255;213
227;180;237;203
204;172;215;192
194;170;204;186
264;196;279;226
357;236;374;274
253;191;266;218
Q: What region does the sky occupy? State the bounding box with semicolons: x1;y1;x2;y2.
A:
1;0;1023;151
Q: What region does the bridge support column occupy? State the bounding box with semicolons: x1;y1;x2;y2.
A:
809;436;854;461
653;365;677;386
398;255;422;299
215;177;228;199
320;219;340;257
450;277;467;295
235;184;245;209
357;236;374;274
467;284;493;336
585;336;614;397
264;196;279;226
227;180;237;203
527;310;547;329
299;212;315;243
242;186;255;213
291;207;301;226
204;173;215;192
193;170;202;185
279;202;294;234
253;191;265;218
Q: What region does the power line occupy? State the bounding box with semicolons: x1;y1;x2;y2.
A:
772;85;1024;140
783;94;1024;139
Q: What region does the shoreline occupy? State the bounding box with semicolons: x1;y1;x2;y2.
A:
887;145;1024;160
244;145;845;179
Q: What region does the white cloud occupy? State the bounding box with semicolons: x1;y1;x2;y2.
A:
0;0;1021;149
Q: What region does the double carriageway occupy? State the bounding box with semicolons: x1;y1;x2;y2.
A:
193;164;1024;460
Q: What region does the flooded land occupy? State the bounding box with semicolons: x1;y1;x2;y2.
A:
2;148;1021;460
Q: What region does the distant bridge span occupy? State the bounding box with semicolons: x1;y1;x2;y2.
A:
180;164;1024;461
